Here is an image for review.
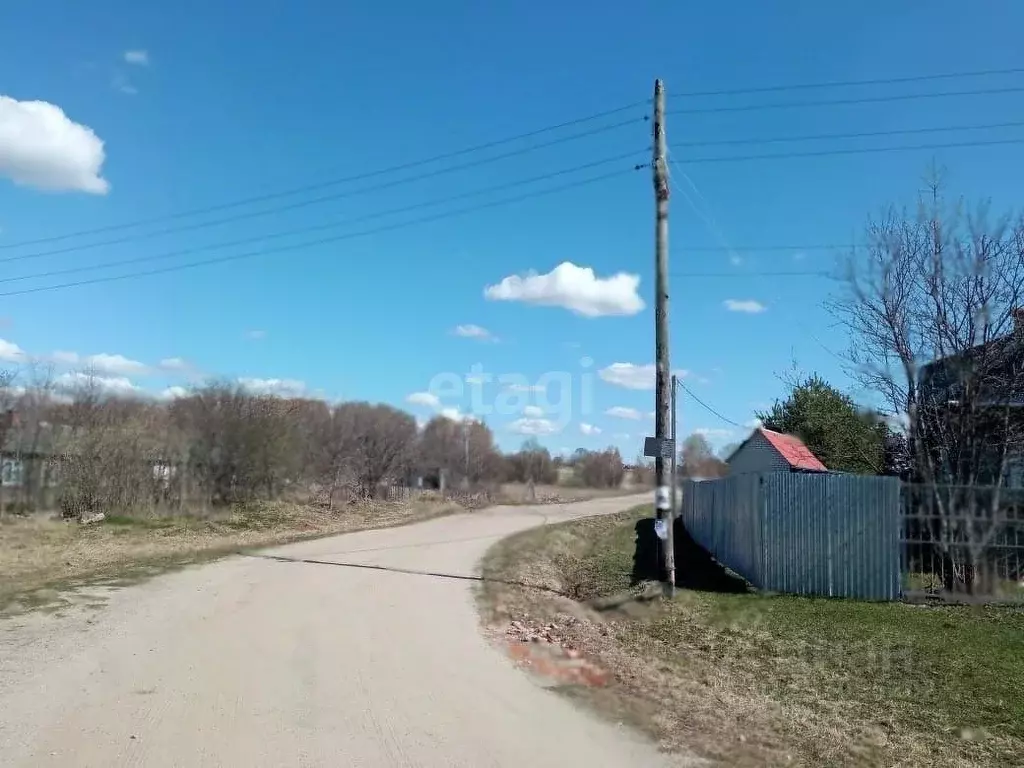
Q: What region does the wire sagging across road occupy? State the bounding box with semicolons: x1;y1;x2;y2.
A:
0;163;645;298
0;102;649;252
0;120;647;264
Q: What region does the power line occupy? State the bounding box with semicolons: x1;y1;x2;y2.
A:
668;85;1024;116
665;147;743;264
676;380;743;428
673;119;1024;148
0;102;648;251
0;151;645;286
671;65;1024;98
0;166;643;298
671;270;833;278
674;243;846;252
679;136;1024;165
1;119;646;265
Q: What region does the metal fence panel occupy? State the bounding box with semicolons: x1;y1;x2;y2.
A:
683;473;901;600
683;474;764;588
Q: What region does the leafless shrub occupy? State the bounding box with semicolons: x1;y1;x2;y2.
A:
504;438;559;485
573;447;626;488
417;415;503;490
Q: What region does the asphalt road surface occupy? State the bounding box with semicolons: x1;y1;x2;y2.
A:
0;494;679;767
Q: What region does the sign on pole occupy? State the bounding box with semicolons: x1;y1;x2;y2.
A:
643;436;675;460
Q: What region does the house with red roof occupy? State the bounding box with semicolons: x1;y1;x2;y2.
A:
725;427;828;475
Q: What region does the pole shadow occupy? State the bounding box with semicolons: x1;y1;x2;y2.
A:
632;516;750;594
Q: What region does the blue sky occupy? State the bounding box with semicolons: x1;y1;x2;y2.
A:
1;1;1022;455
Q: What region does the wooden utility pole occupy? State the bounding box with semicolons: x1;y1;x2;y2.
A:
653;79;675;595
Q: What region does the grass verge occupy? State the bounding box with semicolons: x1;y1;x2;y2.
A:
1;497;462;616
477;506;1024;767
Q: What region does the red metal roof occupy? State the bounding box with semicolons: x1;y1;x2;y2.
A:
758;428;828;472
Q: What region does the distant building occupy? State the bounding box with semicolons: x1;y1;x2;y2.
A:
725;427;827;475
918;307;1024;488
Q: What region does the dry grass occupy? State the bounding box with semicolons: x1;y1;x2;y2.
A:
492;482;639;505
478;507;1024;767
0;497;462;614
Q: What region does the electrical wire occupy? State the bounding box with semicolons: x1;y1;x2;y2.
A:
670;270;833;278
670;66;1024;99
0;165;643;298
676;380;743;428
673;119;1024;148
0;151;646;286
673;243;847;252
668;85;1024;116
0;101;648;251
679;136;1024;164
0;119;646;264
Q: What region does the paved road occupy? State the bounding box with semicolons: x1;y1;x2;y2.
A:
0;494;675;767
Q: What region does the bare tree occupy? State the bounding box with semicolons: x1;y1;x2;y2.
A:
505;439;558;486
829;173;1024;591
0;368;19;519
327;402;418;498
680;433;728;479
417;415;502;490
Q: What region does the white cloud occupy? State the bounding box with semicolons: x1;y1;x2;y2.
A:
599;363;655;390
124;50;149;66
49;350;150;376
598;363;689;391
453;324;496;342
238;377;306;397
613;432;632;440
158;357;190;372
439;407;477;423
0;338;25;362
605;406;643;420
0;95;109;193
160;386;189;400
744;418;763;429
508;417;559;436
84;352;148;375
56;371;140;396
406;391;441;408
724;299;767;314
245;330;266;340
111;74;138;96
579;422;601;436
505;382;546;393
695;428;735;439
484;261;644;318
522;405;544;418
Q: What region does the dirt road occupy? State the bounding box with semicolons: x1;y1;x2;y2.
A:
0;494;675;767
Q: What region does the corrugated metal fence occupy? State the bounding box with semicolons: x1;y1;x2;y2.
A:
681;473;902;600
